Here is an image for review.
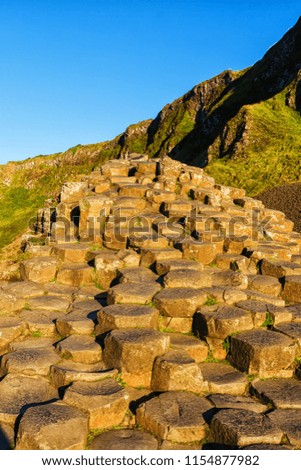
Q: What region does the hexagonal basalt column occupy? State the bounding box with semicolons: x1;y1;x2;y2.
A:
179;239;218;265
63;378;129;429
151;351;208;393
229;330;297;378
97;304;159;334
20;257;59;283
136;391;212;443
194;305;254;340
251;378;301;409
107;283;161;305
209;409;283;447
89;428;158;450
154;288;207;318
283;276;301;303
79;195;113;242
16;403;88;450
56;336;102;364
103;328;170;387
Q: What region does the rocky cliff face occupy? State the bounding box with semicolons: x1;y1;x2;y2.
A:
117;16;301;193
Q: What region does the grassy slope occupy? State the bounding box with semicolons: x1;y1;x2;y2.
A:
0;141;120;251
205;89;301;195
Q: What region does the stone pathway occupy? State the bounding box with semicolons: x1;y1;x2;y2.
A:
1;154;301;449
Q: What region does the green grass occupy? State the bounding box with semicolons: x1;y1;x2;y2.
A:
261;312;274;327
31;330;42;338
0;140;118;252
86;428;104;448
222;332;240;354
204;295;218;306
204;350;230;365
206;90;301;196
115;373;127;387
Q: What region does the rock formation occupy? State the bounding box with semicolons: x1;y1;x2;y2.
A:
0;155;301;449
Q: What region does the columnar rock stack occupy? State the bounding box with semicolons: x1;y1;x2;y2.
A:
1;155;301;449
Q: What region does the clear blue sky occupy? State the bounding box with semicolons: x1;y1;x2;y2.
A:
0;0;300;164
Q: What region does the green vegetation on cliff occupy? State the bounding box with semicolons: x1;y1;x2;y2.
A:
0;140;120;250
206;90;301;195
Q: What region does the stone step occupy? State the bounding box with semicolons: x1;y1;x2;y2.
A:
248;275;282;296
118;184;149;198
26;295;71;312
53;244;92;263
228;330;297;378
16;402;88;450
272;322;301;354
107;282;161;305
56;263;95;287
56;311;96;336
154;288;207;318
118;266;159;284
89;428;158;450
0;318;27;354
56;335;102;364
163;269;212;288
0;374;57;426
194;305;254;340
207;394;267;413
0;289;26;315
96;304;159;334
136;391;212;443
198;362;248;395
63;378;130;429
209;409;283;447
283;276;301;302
1;348;60;377
268;409;301;448
167;332;208;362
140;247;182;268
5;281;45;299
19;309;57;336
20;257;59;283
156;258;203;276
50;360;118;388
251;377;301;411
151;351;208;393
178;238;218;265
103;328;170;387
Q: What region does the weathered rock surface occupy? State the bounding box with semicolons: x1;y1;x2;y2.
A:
209;409;283;447
136;391;212;443
63;379;129;428
56;335;102;363
199;363;248;395
151;351;208;393
0;375;57;425
16;403;88;450
89;428;158;450
97;304;159;333
229;330;296;377
251;378;301;409
3;155;301;449
103;328;170;387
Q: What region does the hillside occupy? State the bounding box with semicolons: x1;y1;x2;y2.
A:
1;17;301;251
0;141;120;251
